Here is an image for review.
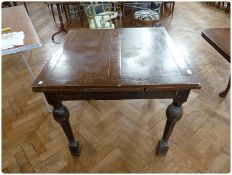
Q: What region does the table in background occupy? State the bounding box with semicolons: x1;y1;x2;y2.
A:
202;28;230;97
2;6;51;112
32;28;200;156
47;2;68;42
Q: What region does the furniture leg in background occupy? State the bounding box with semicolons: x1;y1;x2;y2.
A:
52;3;68;43
225;2;230;13
162;2;175;17
63;2;84;29
219;76;230;97
63;4;70;28
50;4;56;23
170;2;175;16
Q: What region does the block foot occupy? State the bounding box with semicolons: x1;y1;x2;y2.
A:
69;140;81;156
156;139;169;156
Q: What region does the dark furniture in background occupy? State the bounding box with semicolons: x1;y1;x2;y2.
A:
46;2;83;27
49;3;68;42
206;1;230;13
46;2;84;42
14;1;176;41
162;1;175;16
202;28;230;97
32;27;200;157
63;2;83;27
225;2;230;14
2;1;29;14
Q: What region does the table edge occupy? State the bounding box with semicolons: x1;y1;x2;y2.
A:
32;83;201;92
201;30;230;62
2;43;42;55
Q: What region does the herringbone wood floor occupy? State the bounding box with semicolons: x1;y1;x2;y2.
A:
2;2;230;173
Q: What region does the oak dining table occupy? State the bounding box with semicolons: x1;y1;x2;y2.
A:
32;27;201;156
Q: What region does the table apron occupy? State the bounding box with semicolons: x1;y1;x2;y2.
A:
45;90;179;101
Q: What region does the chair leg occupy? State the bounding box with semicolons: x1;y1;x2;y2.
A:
169;3;172;14
217;2;220;9
171;2;175;16
61;4;64;13
51;4;56;23
63;4;69;29
225;2;230;13
77;2;82;22
47;3;51;14
122;3;125;18
67;5;71;24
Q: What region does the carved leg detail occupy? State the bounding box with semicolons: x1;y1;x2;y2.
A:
53;105;81;156
156;90;190;156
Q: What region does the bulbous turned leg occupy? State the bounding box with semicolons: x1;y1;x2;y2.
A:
45;93;80;156
156;103;182;156
156;90;190;156
53;105;80;156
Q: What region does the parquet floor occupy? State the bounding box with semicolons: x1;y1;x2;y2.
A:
2;2;230;173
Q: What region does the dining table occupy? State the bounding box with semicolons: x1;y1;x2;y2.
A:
32;27;201;156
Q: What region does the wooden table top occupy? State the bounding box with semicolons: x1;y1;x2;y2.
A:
202;28;230;62
2;6;41;55
33;28;200;92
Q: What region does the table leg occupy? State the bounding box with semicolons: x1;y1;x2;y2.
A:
52;4;68;43
44;93;81;156
156;90;190;156
219;77;230;97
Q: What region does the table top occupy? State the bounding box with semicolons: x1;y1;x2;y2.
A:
2;6;42;55
33;27;200;92
202;28;230;62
